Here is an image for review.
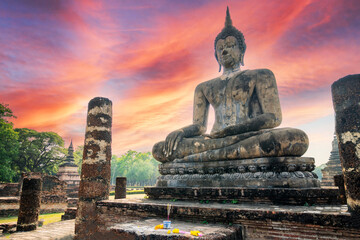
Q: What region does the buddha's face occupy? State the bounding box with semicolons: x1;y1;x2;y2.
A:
216;36;241;69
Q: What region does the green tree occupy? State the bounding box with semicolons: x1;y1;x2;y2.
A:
73;145;84;174
0;104;16;122
0;104;18;182
13;128;66;176
111;150;159;186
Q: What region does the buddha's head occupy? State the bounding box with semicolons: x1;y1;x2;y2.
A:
214;7;246;72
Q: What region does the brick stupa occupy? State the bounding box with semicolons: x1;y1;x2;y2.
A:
321;134;342;187
57;141;80;197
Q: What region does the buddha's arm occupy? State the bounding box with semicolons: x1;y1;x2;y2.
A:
210;113;279;138
211;69;282;138
164;84;209;156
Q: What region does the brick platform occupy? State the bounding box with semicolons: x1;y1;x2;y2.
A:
96;198;360;239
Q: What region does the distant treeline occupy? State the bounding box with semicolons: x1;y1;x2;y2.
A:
110;150;159;186
1;102;160;185
74;148;159;187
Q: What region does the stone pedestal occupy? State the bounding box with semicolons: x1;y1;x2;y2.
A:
115;177;126;199
157;157;320;188
75;97;112;239
332;74;360;214
145;187;341;205
16;177;42;232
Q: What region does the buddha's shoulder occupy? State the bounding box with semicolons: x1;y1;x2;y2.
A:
195;76;222;90
241;68;275;78
240;69;277;85
195;69;276;91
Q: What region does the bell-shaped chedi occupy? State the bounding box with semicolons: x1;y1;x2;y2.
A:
321;134;342;187
57;140;80;196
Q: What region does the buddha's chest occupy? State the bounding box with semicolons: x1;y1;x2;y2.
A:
206;75;262;128
207;75;257;109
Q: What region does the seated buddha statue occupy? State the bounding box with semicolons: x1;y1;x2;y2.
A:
152;8;309;164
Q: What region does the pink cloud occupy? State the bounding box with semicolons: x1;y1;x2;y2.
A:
1;0;359;156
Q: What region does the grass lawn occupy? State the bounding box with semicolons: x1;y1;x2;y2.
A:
0;212;64;225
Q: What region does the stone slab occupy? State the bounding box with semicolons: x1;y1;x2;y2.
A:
0;219;75;239
109;218;241;239
145;187;341;205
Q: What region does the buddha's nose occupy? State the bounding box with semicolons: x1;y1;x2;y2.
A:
222;50;228;55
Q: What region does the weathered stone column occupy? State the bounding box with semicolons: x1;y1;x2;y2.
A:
332;74;360;214
16;177;42;231
334;174;347;204
115;177;126;199
75;97;112;239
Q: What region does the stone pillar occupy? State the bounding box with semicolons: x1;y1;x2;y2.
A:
115;177;126;199
75;97;112;239
334;175;346;204
16;177;42;231
332;74;360;214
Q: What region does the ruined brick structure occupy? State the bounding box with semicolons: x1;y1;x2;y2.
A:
0;173;67;217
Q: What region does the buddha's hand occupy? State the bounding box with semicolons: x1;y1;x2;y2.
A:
210;125;241;138
164;129;184;157
209;129;227;138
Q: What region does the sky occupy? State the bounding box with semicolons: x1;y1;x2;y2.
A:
1;0;359;166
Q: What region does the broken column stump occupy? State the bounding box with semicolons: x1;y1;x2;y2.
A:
115;177;126;199
332;74;360;214
16;177;42;232
75;97;112;239
334;174;347;204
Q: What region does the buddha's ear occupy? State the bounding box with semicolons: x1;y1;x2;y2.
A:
215;52;222;72
240;53;245;66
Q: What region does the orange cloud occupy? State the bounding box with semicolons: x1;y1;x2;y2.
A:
1;0;359;157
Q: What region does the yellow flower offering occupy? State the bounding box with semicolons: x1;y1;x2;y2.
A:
167;230;171;234
172;228;179;233
190;230;201;236
154;224;164;230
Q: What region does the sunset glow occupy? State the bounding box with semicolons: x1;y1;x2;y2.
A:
1;0;359;165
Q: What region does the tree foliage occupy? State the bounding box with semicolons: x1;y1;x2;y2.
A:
0;103;16;122
73;145;84;174
111;150;159;186
1;104;160;185
0;104;18;182
13;128;66;177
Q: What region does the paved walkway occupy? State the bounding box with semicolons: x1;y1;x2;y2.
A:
0;220;74;240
